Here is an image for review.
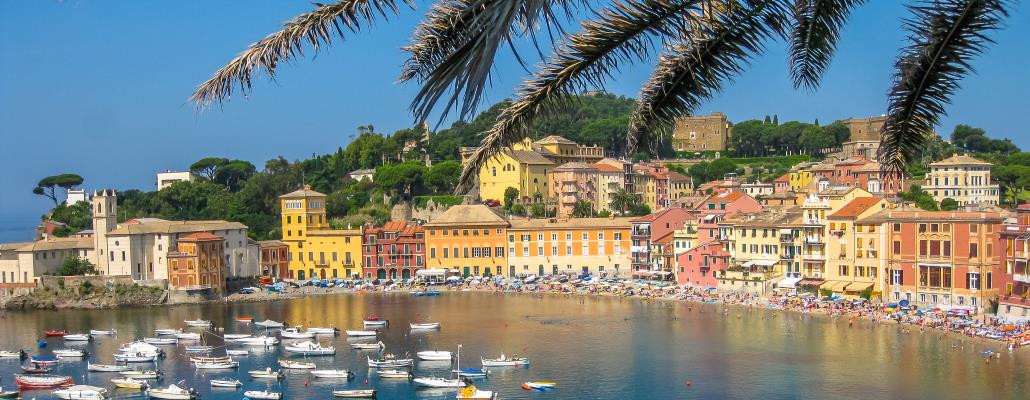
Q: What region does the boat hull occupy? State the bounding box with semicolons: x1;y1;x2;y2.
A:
332;390;377;398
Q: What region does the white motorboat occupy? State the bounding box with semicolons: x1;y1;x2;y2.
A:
248;368;282;379
53;385;108;400
184;345;213;353
238;336;279;346
307;327;339;335
456;385;498;399
0;350;26;359
193;360;239;369
345;330;377;337
88;362;131;372
280;326;315;339
143;337;177;345
367;355;414;368
333;389;377;398
410;322;441;330
89;329;116;336
278;359;315;369
378;369;412;379
155;329;181;336
184;319;211;327
223;334;252;340
64;333;91;342
146;384;197;399
175;332;201;341
413;376;468;388
350;341;385;350
454;368;488;378
244;390;282;400
209;378;242;388
111;377;149;389
113;353;157;362
284;341;335;355
254;320;285;328
480;354;529;367
310;369;354;379
120;342;163;356
362;319;388;327
226;349;249;356
417;350;453;361
53;349;88;358
119;370;160;379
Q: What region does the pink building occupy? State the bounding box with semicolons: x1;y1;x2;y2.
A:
689;191;763;244
631;207;693;274
676;241;730;287
999;204;1030;320
773;173;791;193
548;162;599;218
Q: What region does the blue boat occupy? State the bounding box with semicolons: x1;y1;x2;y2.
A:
454;368;487;378
30;355;59;365
413;291;440;297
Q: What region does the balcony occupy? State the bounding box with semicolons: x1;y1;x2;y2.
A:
804;236;824;244
630;245;649;253
779;235;797;244
801;253;826;261
803;217;824;226
1000;295;1030;307
1014;274;1030;283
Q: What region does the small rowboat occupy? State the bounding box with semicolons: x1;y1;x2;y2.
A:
333;389;377;398
412;290;440;296
0;350;27;359
184;345;213;353
14;374;74;388
209;378;242;388
346;330;377;337
377;369;412;379
31;355;60;365
87;362;131;372
175;332;201;340
254;320;285;328
417;350;453;361
21;365;52;374
521;381;557;391
146;384;198;399
410;322;441;330
119;370;161;379
144;337;177;345
53;384;107;399
223;334;252;340
454;368;488;378
89;329;116;336
53;349;88;358
243;390;282;400
235;316;253;323
155;329;181;336
184;319;211;327
367;355;414;368
307;327;339;335
310;369;354;379
238;336;279;346
64;334;91;342
280;327;315;339
194;361;239;370
413;376;467;388
111;377;149;389
278;359;315;369
114;353;157;362
190;355;231;363
248;369;282;379
481;354;529;367
284;341;336;355
226;349;249;356
362;319;388;327
44;330;67;337
350;341;385;350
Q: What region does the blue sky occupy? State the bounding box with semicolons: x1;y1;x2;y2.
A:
1;0;1027;242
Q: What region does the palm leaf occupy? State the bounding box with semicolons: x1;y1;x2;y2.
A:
627;0;789;155
788;0;865;90
879;0;1008;175
454;0;709;193
190;0;413;108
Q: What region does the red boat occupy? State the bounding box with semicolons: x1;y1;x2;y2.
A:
14;375;73;388
44;330;66;337
364;316;380;321
235;316;253;322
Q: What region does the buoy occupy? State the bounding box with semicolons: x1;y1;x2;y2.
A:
687;380;693;387
364;377;369;385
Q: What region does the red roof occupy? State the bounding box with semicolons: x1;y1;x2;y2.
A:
179;232;223;241
592;163;623;173
829;197;883;218
774;173;790;183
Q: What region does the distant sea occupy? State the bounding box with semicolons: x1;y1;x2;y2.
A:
0;215;35;243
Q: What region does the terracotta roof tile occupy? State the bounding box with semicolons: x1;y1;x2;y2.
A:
829;197;884;219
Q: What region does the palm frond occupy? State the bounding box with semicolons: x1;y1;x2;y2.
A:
455;0;708;194
190;0;413;108
788;0;865;90
627;0;789;155
879;0;1008;175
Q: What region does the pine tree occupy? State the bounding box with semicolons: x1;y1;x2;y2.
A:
764;115;771;124
773;114;779;126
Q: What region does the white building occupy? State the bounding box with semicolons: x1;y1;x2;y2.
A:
741;181;774;198
922;154;1000;206
348;169;376;182
156;171;195;190
0;238;95;284
66;189;88;205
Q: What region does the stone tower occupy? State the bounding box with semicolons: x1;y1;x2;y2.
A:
92;189;117;273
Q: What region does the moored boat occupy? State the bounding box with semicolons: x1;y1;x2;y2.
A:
280;326;315;339
193;360;238;369
174;332;201;341
146;384;198;399
457;385;497;399
350;341;385;350
278;359;315;369
111;377;149;389
209;378;242;388
243;390;281;400
14;374;74;388
64;334;91;342
310;369;354;379
284;341;335;355
248;368;282;379
89;329;116;336
413;376;467;388
44;330;67;337
367;354;414;368
454;368;488;378
377;369;412;379
183;319;211;327
143;337;177;345
223;333;252;340
189;355;232;363
410;322;441;330
113;353;157;362
481;354;528;367
346;330;377;337
30;355;60;365
254;319;285;328
226;349;249;356
53;349;88;358
119;370;161;379
362;318;388;327
120;342;163;356
154;329;181;336
412;291;440;297
184;345;213;353
417;350;453;361
307;327;339;335
235;316;253;323
0;350;27;360
238;336;279;346
332;389;377;398
521;381;557;391
53;384;107;400
21;364;52;374
87;363;131;372
0;389;18;398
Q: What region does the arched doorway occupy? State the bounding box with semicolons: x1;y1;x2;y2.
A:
402;269;411;279
376;269;387;279
389;269;397;279
319;268;326;279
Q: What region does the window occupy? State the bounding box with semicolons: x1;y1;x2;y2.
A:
509;247;516;257
969;243;978;258
893;223;901;232
566;245;572;255
496;247;504;257
483;247;491;257
839;265;849;276
614;233;622;240
968;272;980;290
443;248;449;258
970;224;978;234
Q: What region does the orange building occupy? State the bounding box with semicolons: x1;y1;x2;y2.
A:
423;205;509;279
167;232;225;293
258;240;289;278
507;217;633;278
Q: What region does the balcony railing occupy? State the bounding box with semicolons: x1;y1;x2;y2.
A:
804;236;824;244
801;253;826;261
803;217;824;226
1014;274;1030;283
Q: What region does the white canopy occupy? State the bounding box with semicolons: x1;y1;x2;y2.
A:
416;269;446;276
776;276;802;289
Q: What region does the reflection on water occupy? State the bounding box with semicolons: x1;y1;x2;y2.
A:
1;292;1028;399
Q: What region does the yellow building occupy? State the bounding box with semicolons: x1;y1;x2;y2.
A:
424;205;509;278
280;186;362;280
788;165;814;192
507;217;633;278
633;171;658;211
824;197;890;297
719;206;803;295
799;186;875;281
468;136;605;204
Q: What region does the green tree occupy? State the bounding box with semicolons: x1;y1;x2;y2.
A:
424;161;462;193
571;200;595;218
33;174;84;205
800;125;835;154
994;164;1030;205
213;160;256;191
609;189;638;216
503;187;520;209
58;257;98;276
939;198;959;211
373;161;426;201
190;157;229;180
530;202;548;218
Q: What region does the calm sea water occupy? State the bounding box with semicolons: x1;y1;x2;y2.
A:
1;292;1028;399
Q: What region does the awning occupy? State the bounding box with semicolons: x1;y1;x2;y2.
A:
653;271;672;276
703;214;718;222
820;280;845;290
797;278;825;286
416;269;447;276
830;281;851;291
844;282;873;292
776;276;802;289
632;270;653;277
743;259;778;268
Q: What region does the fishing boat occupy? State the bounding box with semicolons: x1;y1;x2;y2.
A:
175;332;201;341
14;374;74;388
457;385;497;399
87;363;131;372
209;378;242;388
119;370;160;379
223;333;252;340
21;365;52;374
235;316;253;323
155;328;181;336
30;355;60;365
190;355;232;363
44;330;67;337
453;368;488;378
350;341;385;350
183;319;211;327
410;322;441;330
378;369;412;379
310;369;354;379
332;390;377;398
362;318;388;327
280;326;315;339
184;345;212;353
143;337;177;345
243;390;282;400
346;330;377;337
284;341;335;355
226;349;249;356
417;350;453;361
113;353;157;362
64;333;91;342
521;381;557;391
413;376;467;388
0;350;27;359
89;329;116;336
307;327;339;335
193;360;239;369
146;384;198;399
53;349;88;358
278;359;315;369
254;319;285;328
248;368;282;379
480;354;529;367
367;354;414;368
53;384;108;400
111;377;149;389
238;336;279;346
